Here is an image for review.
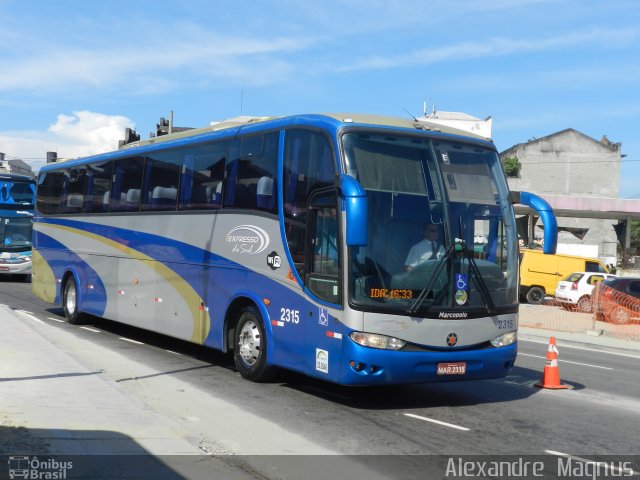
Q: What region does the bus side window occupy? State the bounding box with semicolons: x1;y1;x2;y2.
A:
141;152;180;211
110;157;144;212
223;132;278;213
37;171;65;215
283;129;335;278
83;160;113;213
179;141;226;210
62;166;86;214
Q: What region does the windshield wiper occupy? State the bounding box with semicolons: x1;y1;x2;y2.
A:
408;244;455;315
459;238;496;315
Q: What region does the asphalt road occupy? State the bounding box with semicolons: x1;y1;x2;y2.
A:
1;276;639;478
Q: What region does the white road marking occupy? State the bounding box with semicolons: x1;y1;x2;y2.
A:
166;350;182;355
47;317;66;323
519;337;640;359
119;337;144;345
15;310;46;325
80;326;101;333
404;413;470;431
518;353;614;370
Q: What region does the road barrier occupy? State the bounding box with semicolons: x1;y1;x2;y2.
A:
518;299;640;342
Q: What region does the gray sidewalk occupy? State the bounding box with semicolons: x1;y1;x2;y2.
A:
0;305;395;479
0;304;256;478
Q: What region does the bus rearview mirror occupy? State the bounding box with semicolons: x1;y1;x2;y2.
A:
339;174;367;247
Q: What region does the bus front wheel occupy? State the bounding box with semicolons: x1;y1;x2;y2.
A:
63;276;85;325
233;306;274;382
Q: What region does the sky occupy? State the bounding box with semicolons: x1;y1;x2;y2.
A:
1;0;639;197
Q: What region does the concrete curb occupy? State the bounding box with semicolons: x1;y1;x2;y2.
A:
519;326;640;357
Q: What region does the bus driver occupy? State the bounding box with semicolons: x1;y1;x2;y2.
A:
404;223;445;272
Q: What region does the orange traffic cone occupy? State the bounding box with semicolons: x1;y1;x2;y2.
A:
535;336;568;389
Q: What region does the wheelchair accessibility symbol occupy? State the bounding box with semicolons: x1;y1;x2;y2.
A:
456;274;468;291
455;273;468;305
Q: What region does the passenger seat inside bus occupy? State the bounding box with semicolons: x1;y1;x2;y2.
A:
66;194;83;210
151;186;177;207
124;189;141;208
257;176;274;209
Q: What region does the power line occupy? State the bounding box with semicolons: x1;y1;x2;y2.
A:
517;158;640;165
0;153;47;161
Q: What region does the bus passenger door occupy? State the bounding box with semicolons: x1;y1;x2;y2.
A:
304;190;342;381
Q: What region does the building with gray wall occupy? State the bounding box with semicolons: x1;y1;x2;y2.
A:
501;129;622;262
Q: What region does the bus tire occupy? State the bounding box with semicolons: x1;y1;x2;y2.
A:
526;286;545;304
233;305;274;382
62;276;85;325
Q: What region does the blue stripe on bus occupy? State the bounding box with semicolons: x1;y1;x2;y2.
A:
35;218;343;375
33;230;108;315
37;217;237;268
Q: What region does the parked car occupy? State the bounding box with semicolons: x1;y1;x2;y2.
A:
592;277;640;324
519;249;609;304
555;272;617;313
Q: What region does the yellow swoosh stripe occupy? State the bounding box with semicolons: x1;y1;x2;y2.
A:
40;223;210;343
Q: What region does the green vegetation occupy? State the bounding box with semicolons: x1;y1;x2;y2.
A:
502;156;521;177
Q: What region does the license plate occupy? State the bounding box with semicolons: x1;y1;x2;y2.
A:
437;362;467;375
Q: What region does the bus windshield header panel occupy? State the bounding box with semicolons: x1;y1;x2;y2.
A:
0;178;35;208
343;131;518;316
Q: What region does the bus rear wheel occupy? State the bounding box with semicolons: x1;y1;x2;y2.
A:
233;306;274;382
63;276;85;325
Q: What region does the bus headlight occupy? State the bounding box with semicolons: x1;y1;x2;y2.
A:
490;331;517;347
349;332;406;350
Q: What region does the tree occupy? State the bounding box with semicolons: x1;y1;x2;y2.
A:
502;156;521;177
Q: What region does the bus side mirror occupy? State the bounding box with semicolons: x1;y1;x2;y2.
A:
339;174;368;247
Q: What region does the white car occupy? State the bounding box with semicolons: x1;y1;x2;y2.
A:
555;271;617;313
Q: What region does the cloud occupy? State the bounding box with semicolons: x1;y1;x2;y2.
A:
0;111;133;173
48;111;134;153
334;26;640;72
0;24;310;95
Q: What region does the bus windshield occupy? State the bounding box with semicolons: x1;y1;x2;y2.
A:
0;217;32;250
343;131;518;314
0;179;35;206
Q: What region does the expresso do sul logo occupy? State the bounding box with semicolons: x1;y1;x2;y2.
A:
226;225;270;256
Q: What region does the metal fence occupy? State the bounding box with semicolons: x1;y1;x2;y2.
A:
519;299;640;342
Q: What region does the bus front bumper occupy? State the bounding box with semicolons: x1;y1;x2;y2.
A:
338;340;517;386
0;260;32;275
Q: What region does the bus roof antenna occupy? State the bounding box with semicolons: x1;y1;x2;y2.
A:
402;107;418;122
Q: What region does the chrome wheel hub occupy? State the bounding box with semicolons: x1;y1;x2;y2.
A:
66;283;76;315
238;320;261;366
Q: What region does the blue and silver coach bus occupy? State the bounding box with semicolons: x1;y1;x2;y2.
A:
0;173;35;281
32;113;556;385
